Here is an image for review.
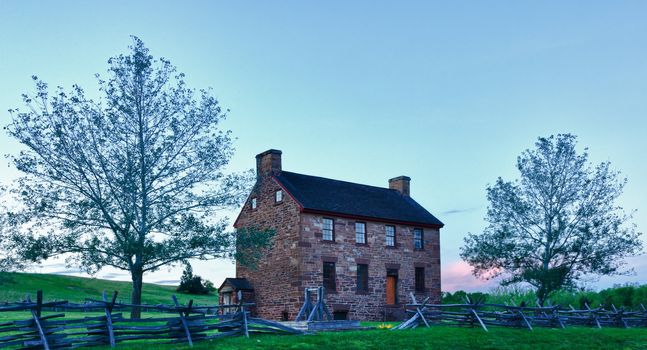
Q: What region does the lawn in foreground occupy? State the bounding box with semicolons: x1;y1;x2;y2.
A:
88;326;647;350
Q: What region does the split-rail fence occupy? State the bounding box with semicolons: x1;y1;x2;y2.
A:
0;290;301;349
393;293;647;331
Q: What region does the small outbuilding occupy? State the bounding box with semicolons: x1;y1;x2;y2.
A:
217;278;255;314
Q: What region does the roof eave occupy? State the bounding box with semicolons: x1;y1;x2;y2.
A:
300;208;444;229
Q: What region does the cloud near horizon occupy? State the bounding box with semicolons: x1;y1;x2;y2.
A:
441;207;480;215
441;260;499;292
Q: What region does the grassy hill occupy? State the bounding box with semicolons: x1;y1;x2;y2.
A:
0;272;217;305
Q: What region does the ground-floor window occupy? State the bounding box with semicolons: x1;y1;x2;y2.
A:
415;267;425;292
356;264;368;292
323;262;336;292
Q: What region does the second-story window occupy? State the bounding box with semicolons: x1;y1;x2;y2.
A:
251;198;257;209
322;218;334;241
355;222;366;244
385;225;396;247
414;228;424;249
275;189;283;202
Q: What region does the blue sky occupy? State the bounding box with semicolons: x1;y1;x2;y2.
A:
0;1;645;291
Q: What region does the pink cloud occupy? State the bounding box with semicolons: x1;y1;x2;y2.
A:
442;260;499;292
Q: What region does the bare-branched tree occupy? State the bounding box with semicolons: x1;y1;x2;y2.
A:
3;37;273;317
461;134;642;305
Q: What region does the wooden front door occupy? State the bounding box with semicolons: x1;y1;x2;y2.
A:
386;276;397;304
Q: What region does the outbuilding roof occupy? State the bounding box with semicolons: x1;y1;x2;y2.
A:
218;278;254;292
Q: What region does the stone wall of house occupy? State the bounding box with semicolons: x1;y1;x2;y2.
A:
235;176;303;320
299;214;441;321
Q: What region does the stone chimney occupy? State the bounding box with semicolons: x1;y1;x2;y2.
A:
389;176;410;196
256;149;282;178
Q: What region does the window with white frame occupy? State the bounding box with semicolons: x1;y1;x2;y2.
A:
251;198;257;209
385;225;395;247
275;189;283;202
413;228;424;249
355;222;366;244
322;218;334;241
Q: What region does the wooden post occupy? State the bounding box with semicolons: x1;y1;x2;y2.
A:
172;295;194;347
102;291;118;348
470;309;488;332
317;287;332;321
317;287;323;321
307;296;319;321
584;303;601;329
552;306;565;329
36;290;43;318
235;291;249;337
611;304;629;328
295;288;312;321
412;295;430;328
186;300;194;317
32;290;50;350
242;304;250;338
517;309;533;331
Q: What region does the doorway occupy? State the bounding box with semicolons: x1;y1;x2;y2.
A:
386;269;398;305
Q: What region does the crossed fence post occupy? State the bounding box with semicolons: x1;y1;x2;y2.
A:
295;286;332;322
102;291;119;348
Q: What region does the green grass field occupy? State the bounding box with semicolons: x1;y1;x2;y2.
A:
0;272;216;305
1;273;646;349
85;326;647;350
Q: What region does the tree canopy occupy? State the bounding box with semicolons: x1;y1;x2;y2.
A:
2;37;273;317
461;134;642;304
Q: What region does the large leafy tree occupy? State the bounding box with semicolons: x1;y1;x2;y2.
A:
461;134;642;305
3;37;273;317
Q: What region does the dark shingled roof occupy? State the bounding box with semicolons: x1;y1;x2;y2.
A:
218;278;254;291
275;171;443;227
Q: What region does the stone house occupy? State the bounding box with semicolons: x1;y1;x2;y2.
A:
220;149;443;321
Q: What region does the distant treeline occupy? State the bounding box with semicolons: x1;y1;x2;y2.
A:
442;284;647;309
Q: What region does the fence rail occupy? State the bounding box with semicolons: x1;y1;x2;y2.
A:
393;293;647;331
0;290;301;349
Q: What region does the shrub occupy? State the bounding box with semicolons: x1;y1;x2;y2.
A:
442;284;647;309
176;264;214;295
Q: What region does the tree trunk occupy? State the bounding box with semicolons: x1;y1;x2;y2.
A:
130;267;144;319
536;284;547;307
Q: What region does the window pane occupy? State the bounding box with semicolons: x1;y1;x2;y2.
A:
251;198;257;209
323;262;337;291
386;225;395;246
323;218;334;241
323;262;336;291
355;222;366;244
356;264;368;292
415;267;425;292
414;228;423;249
275;190;283;202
